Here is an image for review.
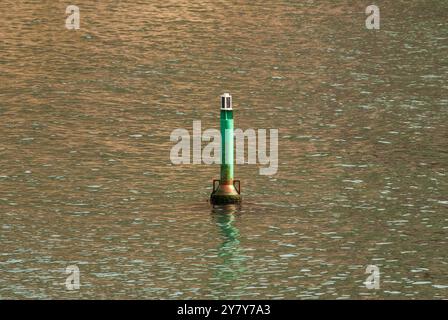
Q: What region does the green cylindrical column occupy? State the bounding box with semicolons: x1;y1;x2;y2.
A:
210;93;242;205
220;108;234;183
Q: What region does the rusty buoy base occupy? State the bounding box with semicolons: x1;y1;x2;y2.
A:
210;180;242;205
211;193;242;205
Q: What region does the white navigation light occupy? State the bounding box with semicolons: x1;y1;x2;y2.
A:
221;93;232;110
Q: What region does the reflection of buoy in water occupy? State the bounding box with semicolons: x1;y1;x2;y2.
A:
210;205;247;284
210;93;242;205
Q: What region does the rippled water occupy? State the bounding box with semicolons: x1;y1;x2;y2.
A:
1;0;447;299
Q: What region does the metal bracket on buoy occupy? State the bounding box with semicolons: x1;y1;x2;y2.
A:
233;180;241;194
213;179;220;193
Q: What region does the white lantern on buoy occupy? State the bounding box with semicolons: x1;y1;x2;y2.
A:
221;93;232;110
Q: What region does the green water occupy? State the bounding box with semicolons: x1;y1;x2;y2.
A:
0;0;447;299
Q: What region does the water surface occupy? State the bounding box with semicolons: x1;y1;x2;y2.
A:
0;0;447;299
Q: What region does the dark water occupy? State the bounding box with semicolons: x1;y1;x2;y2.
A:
0;0;447;299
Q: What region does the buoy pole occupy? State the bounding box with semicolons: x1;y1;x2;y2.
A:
210;93;242;205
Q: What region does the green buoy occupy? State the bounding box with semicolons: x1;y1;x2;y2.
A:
210;93;242;205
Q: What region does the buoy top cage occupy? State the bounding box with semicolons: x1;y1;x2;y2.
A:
221;93;232;110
